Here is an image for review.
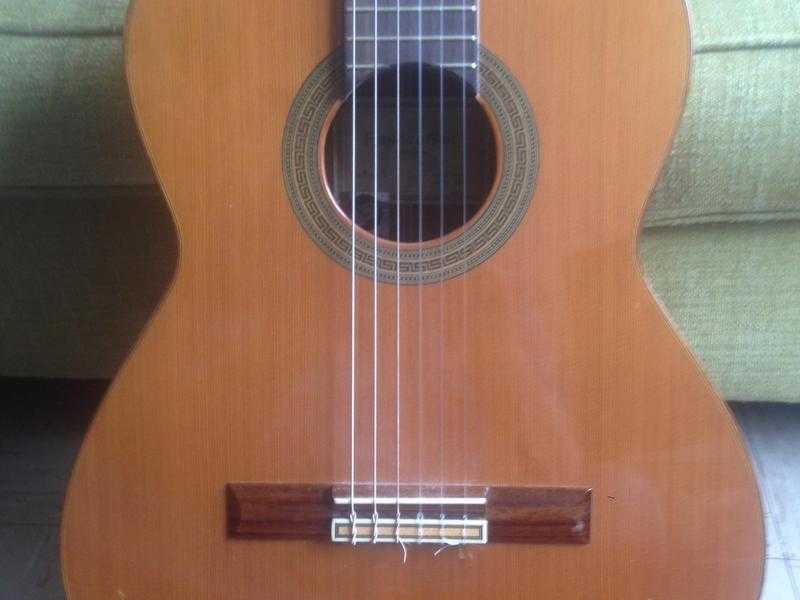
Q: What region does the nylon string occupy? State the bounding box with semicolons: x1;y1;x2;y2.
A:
416;0;425;529
438;1;446;526
349;0;358;542
395;0;403;545
461;0;470;525
372;0;380;539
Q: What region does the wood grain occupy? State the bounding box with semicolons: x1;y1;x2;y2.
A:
61;1;765;598
227;483;334;541
486;486;590;544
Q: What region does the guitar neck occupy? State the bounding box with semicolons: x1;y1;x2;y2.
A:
344;0;480;92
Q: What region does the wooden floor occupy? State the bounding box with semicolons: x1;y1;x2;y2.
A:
0;380;797;599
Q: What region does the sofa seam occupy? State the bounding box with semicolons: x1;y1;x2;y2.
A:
696;39;800;54
0;28;122;39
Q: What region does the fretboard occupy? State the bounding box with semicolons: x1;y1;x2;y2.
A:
345;0;480;92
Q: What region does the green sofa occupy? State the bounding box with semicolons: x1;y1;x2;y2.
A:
1;1;798;402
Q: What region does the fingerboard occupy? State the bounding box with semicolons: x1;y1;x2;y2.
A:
345;0;480;93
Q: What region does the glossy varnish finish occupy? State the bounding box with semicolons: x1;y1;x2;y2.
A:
61;1;765;598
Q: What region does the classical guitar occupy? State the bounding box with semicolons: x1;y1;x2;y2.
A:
62;1;765;598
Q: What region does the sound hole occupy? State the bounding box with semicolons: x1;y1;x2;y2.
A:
324;64;497;243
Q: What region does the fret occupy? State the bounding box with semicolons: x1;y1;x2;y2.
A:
347;35;477;41
348;62;477;69
346;5;477;11
348;15;477;37
349;44;479;75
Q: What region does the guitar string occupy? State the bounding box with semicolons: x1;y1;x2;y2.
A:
395;0;402;543
416;0;425;531
372;0;380;539
349;0;358;542
438;1;446;527
461;0;469;525
468;0;481;523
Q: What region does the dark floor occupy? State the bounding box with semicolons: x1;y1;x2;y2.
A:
0;379;106;600
735;402;800;599
0;380;797;599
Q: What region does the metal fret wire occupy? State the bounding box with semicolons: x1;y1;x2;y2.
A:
349;62;476;69
347;5;476;11
347;35;476;40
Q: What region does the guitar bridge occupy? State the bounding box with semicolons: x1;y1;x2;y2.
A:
226;483;591;546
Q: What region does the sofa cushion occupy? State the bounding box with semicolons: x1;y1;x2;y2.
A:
0;1;127;35
690;0;800;51
0;35;152;187
645;46;800;226
641;221;800;403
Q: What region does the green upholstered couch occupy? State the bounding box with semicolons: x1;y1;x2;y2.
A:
1;1;798;402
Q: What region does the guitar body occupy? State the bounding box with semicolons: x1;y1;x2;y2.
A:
62;1;765;598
